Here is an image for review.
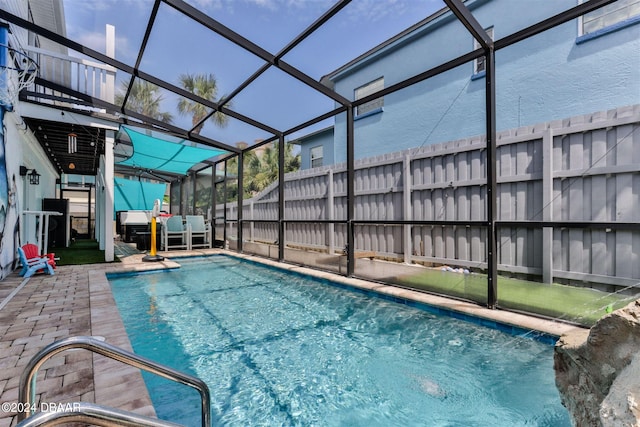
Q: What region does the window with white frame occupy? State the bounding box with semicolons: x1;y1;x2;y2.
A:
473;27;494;75
581;0;640;35
355;77;384;116
310;145;323;168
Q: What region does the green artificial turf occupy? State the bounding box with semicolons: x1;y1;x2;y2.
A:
51;239;119;266
396;269;637;327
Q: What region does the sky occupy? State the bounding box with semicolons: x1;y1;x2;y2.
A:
62;0;444;149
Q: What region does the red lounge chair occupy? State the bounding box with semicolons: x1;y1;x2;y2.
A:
19;243;56;277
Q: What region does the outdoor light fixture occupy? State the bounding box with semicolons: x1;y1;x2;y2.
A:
68;132;77;153
68;162;76;170
29;170;40;185
19;166;40;185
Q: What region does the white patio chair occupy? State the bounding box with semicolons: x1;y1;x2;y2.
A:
160;216;188;250
185;215;212;249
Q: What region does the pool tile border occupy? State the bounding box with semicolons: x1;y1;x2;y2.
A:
219;252;584;340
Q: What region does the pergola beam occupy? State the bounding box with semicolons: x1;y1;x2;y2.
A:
495;0;618;50
0;9;275;146
442;0;493;49
162;0;352;107
122;0;162;112
28;76;240;154
213;0;352;112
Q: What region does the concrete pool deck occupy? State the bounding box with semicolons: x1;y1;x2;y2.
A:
0;246;584;426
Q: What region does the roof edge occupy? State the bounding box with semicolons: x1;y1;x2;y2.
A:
289;125;334;144
320;0;487;86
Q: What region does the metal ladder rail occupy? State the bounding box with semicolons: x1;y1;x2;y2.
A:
17;336;211;427
16;402;183;427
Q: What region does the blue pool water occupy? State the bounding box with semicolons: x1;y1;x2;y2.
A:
109;255;570;426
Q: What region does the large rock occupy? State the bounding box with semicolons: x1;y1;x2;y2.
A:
554;300;640;426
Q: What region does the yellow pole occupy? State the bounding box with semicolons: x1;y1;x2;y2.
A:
143;199;163;262
149;217;157;257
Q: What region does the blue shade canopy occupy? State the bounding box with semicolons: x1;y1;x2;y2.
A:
114;177;167;214
116;126;227;175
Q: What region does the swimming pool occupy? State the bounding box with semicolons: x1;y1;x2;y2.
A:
109;255;570;426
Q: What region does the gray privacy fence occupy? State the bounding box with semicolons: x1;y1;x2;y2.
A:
218;105;640;288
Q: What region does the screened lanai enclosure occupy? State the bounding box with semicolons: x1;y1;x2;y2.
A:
2;0;638;326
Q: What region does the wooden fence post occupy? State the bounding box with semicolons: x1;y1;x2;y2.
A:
327;169;335;255
542;128;554;284
403;154;412;264
249;200;254;242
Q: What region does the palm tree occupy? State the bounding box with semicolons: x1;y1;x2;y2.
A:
245;143;300;197
177;73;229;134
115;80;173;123
219;144;300;201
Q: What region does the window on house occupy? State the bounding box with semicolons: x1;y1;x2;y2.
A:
474;27;494;75
310;146;323;168
355;77;384;116
581;0;640;35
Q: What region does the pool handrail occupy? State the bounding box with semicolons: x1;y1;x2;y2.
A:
17;336;211;427
15;401;183;427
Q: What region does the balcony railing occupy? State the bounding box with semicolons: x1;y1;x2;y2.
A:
23;46;116;105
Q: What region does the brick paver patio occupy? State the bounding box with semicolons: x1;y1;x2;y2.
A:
0;246;216;427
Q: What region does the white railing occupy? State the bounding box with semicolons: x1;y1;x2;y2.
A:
23;46;116;104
